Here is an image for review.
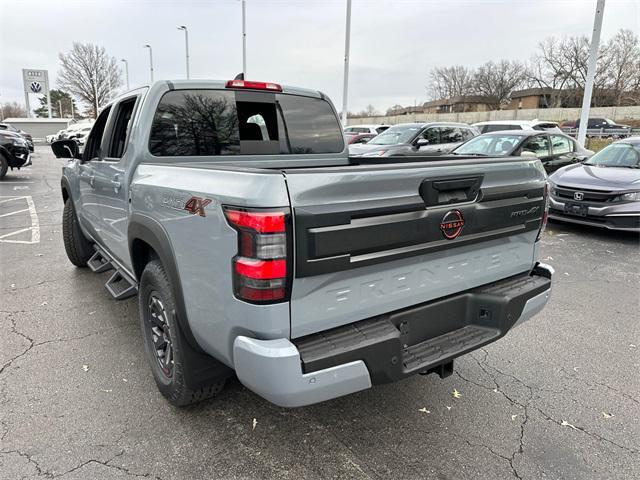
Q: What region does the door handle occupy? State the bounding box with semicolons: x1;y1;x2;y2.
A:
80;172;95;187
111;175;121;192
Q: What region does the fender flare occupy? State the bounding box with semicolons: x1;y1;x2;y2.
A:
128;213;232;388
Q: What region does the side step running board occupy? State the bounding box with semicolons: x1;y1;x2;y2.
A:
87;248;114;273
87;245;138;300
105;270;138;300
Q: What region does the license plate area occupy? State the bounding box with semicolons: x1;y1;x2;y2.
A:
564;202;588;217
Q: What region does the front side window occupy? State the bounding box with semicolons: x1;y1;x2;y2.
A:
439;127;464;143
420;127;440;144
83;106;111;161
148;89;343;157
108;97;138;158
550;135;573;155
522;135;550;158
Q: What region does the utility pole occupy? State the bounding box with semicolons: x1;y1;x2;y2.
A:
144;44;154;82
121;59;130;89
341;0;352;126
178;26;190;79
70;99;75;119
59;100;63;117
577;0;606;146
242;0;247;78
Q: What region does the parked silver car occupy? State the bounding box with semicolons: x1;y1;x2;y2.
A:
349;122;478;157
548;137;640;232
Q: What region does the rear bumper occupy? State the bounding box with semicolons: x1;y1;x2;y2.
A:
233;264;553;407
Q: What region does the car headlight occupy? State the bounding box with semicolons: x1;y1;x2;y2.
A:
12;138;26;146
547;180;557;197
361;149;387;157
617;191;640;202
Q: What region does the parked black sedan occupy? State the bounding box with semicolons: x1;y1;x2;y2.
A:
451;130;593;174
0;130;31;179
548;137;640;232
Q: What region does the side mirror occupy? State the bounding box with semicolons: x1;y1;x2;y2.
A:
51;140;80;159
360;138;371;144
520;150;538;158
415;138;429;147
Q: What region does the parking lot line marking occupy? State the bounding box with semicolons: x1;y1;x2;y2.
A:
0;195;40;244
0;196;24;205
0;208;29;218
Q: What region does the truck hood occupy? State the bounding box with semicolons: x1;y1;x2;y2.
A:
550;163;640;191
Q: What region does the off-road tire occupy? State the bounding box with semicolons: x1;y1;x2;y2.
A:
62;199;94;267
139;259;226;406
0;153;8;180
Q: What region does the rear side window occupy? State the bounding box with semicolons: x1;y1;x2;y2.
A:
149;89;343;157
550;135;573;155
522;135;550;158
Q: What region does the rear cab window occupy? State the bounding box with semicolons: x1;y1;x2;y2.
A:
148;89;344;157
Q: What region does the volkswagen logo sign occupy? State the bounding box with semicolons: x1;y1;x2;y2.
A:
573;192;584;201
439;210;465;240
30;82;42;93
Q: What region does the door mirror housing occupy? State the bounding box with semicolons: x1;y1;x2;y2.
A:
520;150;538;158
51;140;80;159
415;138;429;147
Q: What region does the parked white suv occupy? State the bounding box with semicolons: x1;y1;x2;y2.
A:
473;120;561;134
344;124;391;135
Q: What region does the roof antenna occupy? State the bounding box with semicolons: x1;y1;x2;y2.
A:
234;72;245;80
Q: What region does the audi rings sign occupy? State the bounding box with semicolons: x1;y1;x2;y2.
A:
22;69;51;118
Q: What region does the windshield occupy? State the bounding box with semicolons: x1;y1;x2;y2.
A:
454;134;524;156
368;125;420;145
584;143;640;168
604;118;616;125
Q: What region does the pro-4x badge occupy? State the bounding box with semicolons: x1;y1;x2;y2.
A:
184;196;212;217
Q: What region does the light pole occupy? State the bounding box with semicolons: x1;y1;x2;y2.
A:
144;44;154;83
178;26;190;79
241;0;247;77
341;0;352;127
121;58;130;90
577;0;606;146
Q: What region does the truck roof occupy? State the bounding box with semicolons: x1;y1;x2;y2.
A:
127;79;324;99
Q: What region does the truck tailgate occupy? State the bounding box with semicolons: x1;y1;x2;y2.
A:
284;158;546;338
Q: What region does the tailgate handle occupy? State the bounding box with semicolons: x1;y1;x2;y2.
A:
420;176;483;206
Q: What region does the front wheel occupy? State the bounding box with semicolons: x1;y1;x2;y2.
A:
62;199;94;266
138;259;225;406
0;154;7;179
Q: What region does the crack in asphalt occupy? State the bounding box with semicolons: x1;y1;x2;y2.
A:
0;449;50;478
558;367;640;407
54;450;164;479
0;313;125;377
455;348;639;468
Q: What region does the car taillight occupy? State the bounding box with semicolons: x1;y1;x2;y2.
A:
536;182;550;242
223;206;291;304
225;80;283;92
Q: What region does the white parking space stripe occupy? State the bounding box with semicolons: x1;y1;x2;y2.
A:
0;208;29;218
0;195;40;244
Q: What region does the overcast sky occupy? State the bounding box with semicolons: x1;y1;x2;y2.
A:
1;0;639;114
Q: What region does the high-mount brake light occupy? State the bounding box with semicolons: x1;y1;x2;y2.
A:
223;206;290;304
225;80;283;92
536;182;550;242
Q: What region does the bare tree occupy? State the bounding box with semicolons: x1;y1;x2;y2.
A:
358;104;379;117
57;43;123;118
428;66;474;100
605;29;640;105
473;60;526;107
0;101;28;119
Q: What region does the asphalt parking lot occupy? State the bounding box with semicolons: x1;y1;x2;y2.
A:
1;148;639;480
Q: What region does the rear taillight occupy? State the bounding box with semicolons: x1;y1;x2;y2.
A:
223;206;291;304
536;182;550;242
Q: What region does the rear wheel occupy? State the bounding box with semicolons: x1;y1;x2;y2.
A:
138;259;225;406
0;154;8;180
62;199;94;267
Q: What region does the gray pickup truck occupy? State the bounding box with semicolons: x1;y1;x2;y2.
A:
51;79;553;408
